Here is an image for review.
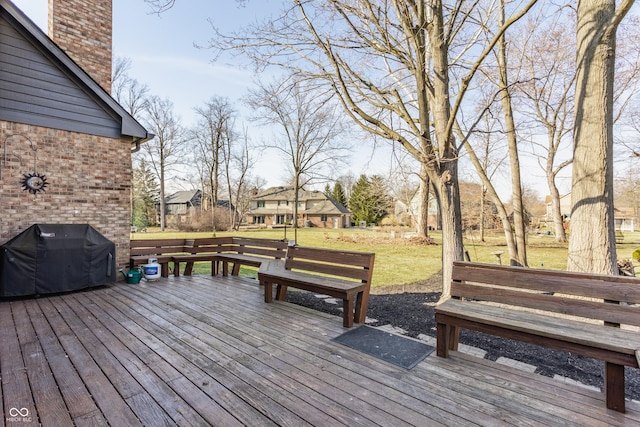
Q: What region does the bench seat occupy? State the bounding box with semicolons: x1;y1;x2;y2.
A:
261;260;368;297
437;299;640;366
216;253;271;276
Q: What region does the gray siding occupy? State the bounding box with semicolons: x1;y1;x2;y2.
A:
0;14;122;138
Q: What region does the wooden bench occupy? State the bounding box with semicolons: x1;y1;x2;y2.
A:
170;237;288;277
129;239;193;278
435;261;640;412
258;245;375;328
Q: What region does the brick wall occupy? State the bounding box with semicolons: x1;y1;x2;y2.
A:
0;122;132;268
48;0;112;93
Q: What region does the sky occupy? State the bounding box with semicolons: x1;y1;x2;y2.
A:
11;0;389;191
10;0;565;200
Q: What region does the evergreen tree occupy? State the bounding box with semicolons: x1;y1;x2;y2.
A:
132;159;159;229
349;175;370;225
331;181;348;207
349;174;390;225
324;183;331;196
368;175;391;224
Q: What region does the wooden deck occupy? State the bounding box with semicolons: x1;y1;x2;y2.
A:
2;275;640;426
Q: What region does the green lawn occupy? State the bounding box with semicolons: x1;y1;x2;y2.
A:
131;228;640;289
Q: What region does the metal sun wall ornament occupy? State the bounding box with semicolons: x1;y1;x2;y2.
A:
2;134;49;195
21;172;48;194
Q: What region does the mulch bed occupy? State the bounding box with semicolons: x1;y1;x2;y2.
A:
285;286;640;400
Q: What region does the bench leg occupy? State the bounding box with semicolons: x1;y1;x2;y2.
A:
354;290;369;324
605;362;626;412
174;261;181;277
222;262;229;277
263;280;274;303
184;261;194;276
342;298;355;328
275;284;288;301
436;323;460;358
161;263;169;278
211;260;217;276
232;263;241;276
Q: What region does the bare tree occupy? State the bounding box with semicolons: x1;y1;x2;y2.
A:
388;150;431;236
473;113;508;243
509;7;640;245
236;175;266;229
246;79;350;239
512;12;575;243
192;97;236;210
493;0;528;266
211;0;537;297
337;173;357;206
226;128;256;229
144;0;249;14
111;56;149;118
142;96;185;231
568;0;635;274
112;56;151;232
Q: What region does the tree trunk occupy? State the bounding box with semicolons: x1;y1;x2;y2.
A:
427;0;465;298
417;164;430;238
434;166;464;301
159;159;166;231
568;0;618;274
546;174;567;243
498;0;527;267
480;187;486;242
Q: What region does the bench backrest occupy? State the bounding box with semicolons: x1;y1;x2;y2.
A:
230;237;288;258
285;245;375;284
188;237;235;254
130;239;191;256
451;261;640;327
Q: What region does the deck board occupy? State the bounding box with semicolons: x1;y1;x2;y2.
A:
1;275;640;426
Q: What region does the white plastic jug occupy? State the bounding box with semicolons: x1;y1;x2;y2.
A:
143;258;161;280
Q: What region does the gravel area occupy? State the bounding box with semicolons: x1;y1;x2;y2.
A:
284;273;640;401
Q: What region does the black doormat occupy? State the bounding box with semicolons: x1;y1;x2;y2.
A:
332;325;435;369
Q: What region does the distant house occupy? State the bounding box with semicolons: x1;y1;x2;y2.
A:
544;193;572;224
158;190;241;228
161;190;202;221
545;193;635;232
393;189;440;230
247;186;351;228
614;207;635;232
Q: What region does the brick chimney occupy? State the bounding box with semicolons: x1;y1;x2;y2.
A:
48;0;112;93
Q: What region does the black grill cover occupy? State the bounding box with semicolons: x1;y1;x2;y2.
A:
0;224;116;297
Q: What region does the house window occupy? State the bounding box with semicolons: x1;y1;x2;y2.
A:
257;201;265;208
253;215;265;224
321;214;328;222
276;214;286;224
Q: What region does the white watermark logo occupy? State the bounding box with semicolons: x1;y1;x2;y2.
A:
7;408;32;423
